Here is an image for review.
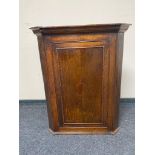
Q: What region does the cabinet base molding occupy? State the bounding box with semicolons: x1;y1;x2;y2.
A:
48;127;119;135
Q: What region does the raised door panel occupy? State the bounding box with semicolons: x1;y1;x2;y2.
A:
58;47;103;124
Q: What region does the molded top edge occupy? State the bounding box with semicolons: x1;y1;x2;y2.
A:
30;23;131;35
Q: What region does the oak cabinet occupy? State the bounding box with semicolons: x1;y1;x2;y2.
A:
31;24;130;134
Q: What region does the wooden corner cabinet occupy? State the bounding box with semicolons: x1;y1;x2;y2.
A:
30;24;130;134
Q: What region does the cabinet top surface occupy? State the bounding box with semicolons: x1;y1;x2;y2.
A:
30;23;131;35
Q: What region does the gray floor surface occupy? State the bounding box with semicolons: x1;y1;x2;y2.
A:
19;102;135;155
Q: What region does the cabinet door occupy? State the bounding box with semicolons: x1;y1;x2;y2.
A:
45;37;116;132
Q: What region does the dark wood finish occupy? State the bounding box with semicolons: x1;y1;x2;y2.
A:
30;24;130;134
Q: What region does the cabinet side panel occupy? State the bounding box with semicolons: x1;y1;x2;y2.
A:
37;36;53;129
115;33;124;127
37;36;59;131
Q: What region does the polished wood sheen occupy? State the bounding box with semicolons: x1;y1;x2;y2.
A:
30;24;130;134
